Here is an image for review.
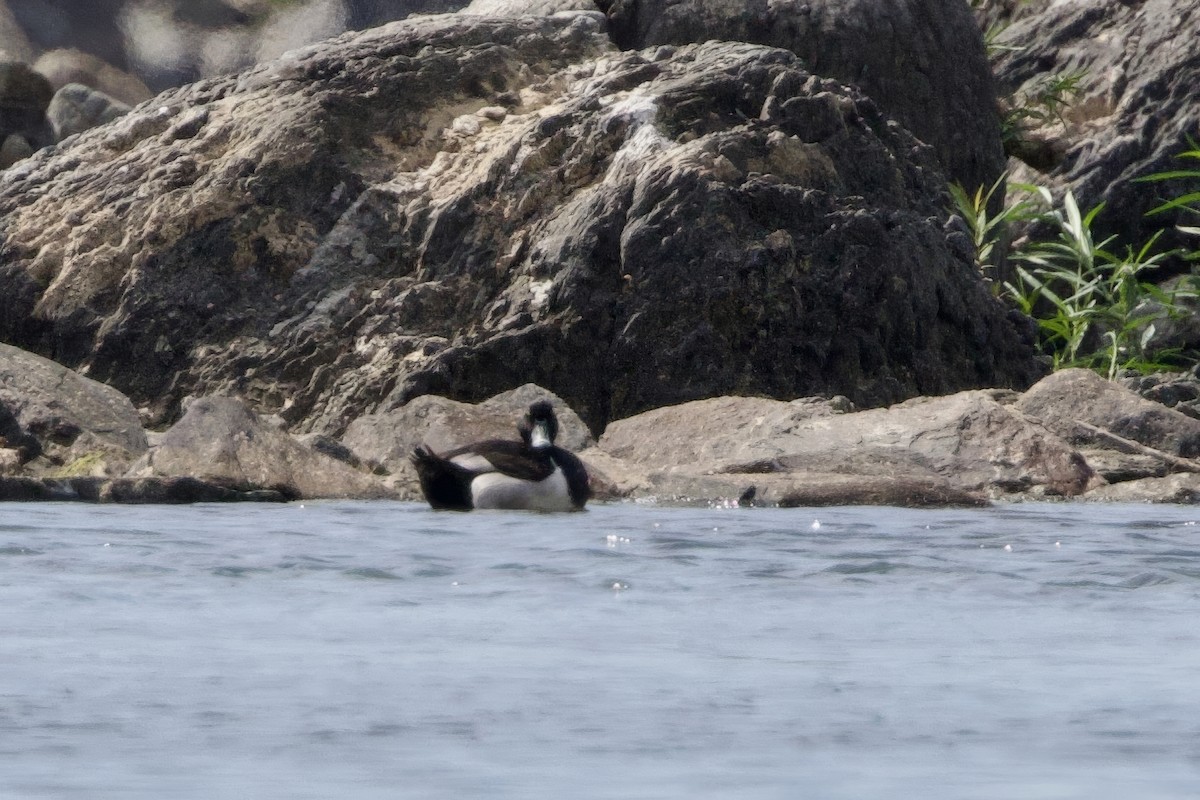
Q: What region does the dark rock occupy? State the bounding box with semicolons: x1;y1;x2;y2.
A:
0;61;53;147
127;396;395;499
0;475;295;503
985;0;1200;265
0;15;1042;439
0;131;31;167
47;83;130;141
600;0;1006;194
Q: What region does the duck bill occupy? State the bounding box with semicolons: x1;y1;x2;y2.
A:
530;421;552;449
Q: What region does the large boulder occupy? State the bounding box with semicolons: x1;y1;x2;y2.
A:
1015;368;1200;459
600;0;1006;194
127;396;394;500
984;0;1200;261
595;389;1099;502
0;14;1042;439
0;342;148;475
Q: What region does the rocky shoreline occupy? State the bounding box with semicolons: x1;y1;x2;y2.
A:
0;4;1198;506
4;341;1200;506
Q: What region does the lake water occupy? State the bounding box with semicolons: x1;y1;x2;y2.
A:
2;501;1199;799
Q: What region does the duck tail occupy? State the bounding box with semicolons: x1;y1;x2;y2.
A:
411;445;473;511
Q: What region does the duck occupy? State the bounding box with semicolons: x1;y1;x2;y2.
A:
410;399;590;511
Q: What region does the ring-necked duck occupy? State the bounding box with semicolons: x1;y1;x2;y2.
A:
411;400;590;511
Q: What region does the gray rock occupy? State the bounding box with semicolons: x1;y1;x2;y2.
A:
985;0;1200;261
1083;473;1200;505
463;0;602;15
0;342;148;474
1014;368;1200;459
127;396;394;499
47;82;131;140
34;48;154;107
595;389;1098;501
601;0;1006;194
0;131;31;166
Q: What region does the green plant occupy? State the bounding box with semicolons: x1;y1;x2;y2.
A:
1135;138;1200;242
1001;70;1086;147
1002;189;1194;378
948;174;1039;287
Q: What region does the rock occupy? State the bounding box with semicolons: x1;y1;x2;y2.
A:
0;475;295;503
33;48;154;107
463;0;603;15
127;396;394;499
601;0;1006;194
47;83;131;140
1014;368;1200;459
0;131;31;167
597;389;1098;500
0;342;148;475
342;384;593;498
597;395;851;465
0;15;1042;439
985;0;1200;261
0;61;54;147
1083;473;1200;505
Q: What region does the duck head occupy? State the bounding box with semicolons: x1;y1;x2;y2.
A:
519;400;559;450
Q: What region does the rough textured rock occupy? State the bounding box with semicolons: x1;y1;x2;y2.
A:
464;0;602;14
0;342;148;474
47;83;131;141
0;14;1042;439
600;0;1006;194
34;48;154;107
128;396;394;500
984;0;1200;261
597;389;1098;500
1083;474;1200;505
1015;368;1200;460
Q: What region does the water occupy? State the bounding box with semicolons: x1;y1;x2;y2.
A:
2;501;1200;799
